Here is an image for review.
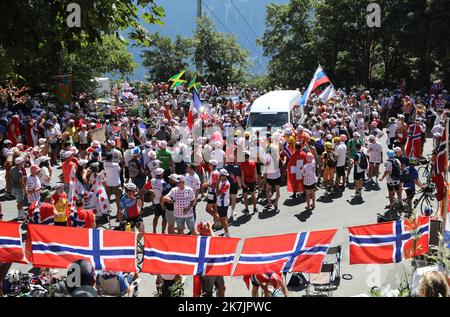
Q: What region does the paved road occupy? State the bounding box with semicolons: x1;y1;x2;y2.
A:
1;134;436;297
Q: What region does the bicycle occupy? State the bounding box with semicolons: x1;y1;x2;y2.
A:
99;219;144;271
417;155;433;183
377;184;438;223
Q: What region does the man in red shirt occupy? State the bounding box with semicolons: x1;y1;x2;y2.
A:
240;152;257;214
28;190;58;225
69;199;96;229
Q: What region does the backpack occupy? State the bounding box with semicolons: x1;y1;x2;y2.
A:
400;166;410;183
128;159;140;179
389;159;401;180
327;151;337;168
357;152;368;170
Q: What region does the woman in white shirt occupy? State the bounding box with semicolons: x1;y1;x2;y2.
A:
302;153;317;210
264;146;281;210
38;157;52;190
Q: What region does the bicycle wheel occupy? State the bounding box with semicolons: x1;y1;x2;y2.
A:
417;166;429;183
420;194;438;216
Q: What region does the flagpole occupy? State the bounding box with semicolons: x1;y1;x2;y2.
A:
441;116;449;264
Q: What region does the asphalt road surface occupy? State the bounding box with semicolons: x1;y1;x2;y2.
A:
1;133;436;297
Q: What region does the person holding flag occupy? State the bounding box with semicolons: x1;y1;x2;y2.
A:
287;142;306;199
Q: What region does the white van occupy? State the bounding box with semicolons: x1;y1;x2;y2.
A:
246;90;302;131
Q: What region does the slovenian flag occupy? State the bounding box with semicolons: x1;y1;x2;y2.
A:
299;65;331;106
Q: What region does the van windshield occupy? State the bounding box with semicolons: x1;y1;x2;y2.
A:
246;112;289;129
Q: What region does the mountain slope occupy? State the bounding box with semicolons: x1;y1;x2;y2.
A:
129;0;288;81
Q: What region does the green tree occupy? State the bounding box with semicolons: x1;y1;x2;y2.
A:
62;34;137;92
0;0;164;88
141;33;193;82
258;0;316;88
194;17;250;86
260;0;450;90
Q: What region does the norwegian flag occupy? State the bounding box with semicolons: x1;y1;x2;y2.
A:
0;222;26;263
283;141;292;159
233;230;337;276
405;123;423;158
348;216;430;264
141;234;240;276
85;171;110;216
435;128;447;175
29;224;136;272
432;127;447;201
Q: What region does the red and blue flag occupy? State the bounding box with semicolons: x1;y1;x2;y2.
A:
29;224;136;272
0;222;26;263
348;216;430;264
142;234;240;276
233;230;337;276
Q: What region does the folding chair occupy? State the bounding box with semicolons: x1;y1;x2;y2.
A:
305;263;335;297
326;245;342;282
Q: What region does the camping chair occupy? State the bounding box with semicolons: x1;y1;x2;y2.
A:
305;263;336;297
97;274;140;297
326;245;342;282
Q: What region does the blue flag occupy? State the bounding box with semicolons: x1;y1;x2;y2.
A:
193;89;202;112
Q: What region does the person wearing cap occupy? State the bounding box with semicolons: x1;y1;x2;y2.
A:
215;169;231;237
128;147;146;198
27;165;42;204
396;115;408;152
380;150;403;208
150;168;167;234
160;174;179;234
87;150;104;173
104;152;122;213
405;116;426;158
37;156;52;190
302;152;317;210
156;140;174;181
205;160;221;229
322;142;337;194
118;183;145;239
162;175;196;235
28;190;58;225
334;136;347;190
240;151;257;214
69;198;96;229
346;132;364;184
154;121;171;142
264;145;281;210
52;184;70;226
123;142;135;183
352;143;368;199
185;164;201;221
61;150;78;192
403;158;425;210
11;157;27;220
386;117;398;150
66;119;78;146
78;124;89;151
